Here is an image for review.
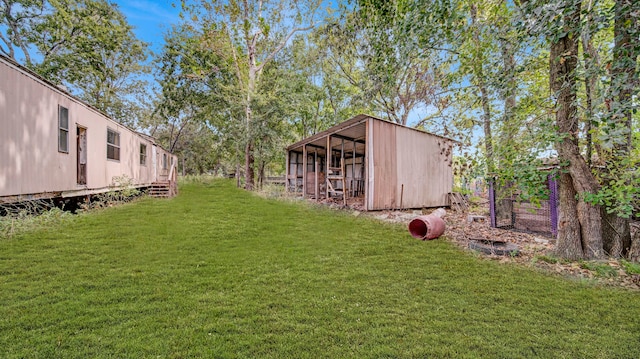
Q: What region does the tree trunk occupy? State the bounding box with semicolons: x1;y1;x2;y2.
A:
549;0;604;259
470;4;494;174
258;160;266;190
244;140;255;190
244;62;257;190
500;38;516;126
629;224;640;262
499;35;518;168
555;173;584;259
581;0;599;167
602;210;631;257
601;0;637;257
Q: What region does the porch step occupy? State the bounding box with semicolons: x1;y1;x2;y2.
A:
149;182;171;198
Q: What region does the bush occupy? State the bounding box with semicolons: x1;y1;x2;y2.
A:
81;175;142;210
1;207;72;239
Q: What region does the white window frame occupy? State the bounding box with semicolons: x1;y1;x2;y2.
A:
107;128;120;161
140;143;147;166
58;106;69;153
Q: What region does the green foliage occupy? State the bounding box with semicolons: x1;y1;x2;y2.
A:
0;0;150;125
149;22;242;175
620;259;640;275
81;175;142;210
0;207;72;239
318;1;444;126
533;255;561;265
178;174;217;185
579;261;619;278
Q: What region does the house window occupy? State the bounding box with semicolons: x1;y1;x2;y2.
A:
107;128;120;161
58;106;69;153
140;144;147;165
162;153;168;169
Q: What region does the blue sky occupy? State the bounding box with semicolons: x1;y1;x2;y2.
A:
113;0;182;53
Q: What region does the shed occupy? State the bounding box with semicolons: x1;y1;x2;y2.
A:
0;54;177;204
286;114;455;211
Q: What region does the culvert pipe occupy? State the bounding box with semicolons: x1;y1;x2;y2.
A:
408;214;446;240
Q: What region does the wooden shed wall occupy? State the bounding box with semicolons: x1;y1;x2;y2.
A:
370;119;397;210
0;57;175;201
369;119;452;210
393;124;452;208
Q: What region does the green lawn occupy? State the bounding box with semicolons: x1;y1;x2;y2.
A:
1;179;639;358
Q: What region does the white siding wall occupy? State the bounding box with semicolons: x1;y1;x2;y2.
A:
0;57;174;200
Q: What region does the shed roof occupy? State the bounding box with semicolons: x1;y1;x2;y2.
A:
286;114;458;152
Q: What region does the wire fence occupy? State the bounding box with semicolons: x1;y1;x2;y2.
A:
489;175;558;237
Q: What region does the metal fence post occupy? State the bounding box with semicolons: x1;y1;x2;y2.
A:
549;174;559;237
489;177;497;228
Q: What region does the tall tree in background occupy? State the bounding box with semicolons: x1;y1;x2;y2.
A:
468;2;494;174
1;0;149;125
181;0;321;190
548;0;603;259
284;34;368;139
0;0;44;64
600;0;639;256
321;1;443;126
152;23;241;176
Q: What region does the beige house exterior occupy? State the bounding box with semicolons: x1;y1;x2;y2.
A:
286;114;455;211
0;54;177;204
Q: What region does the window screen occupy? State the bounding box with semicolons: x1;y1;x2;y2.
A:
140;144;147;165
107;128;120;160
58;106;69;153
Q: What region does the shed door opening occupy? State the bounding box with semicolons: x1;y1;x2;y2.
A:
77;127;87;185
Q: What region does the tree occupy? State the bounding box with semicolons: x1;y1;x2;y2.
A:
519;0;639;259
152;23;241;176
31;0;149;125
599;0;639;256
319;1;443;126
1;0;149;125
0;0;44;64
181;0;322;190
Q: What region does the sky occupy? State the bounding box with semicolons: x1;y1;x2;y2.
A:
112;0;182;53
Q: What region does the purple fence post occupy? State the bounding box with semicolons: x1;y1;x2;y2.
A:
489;178;497;228
549;174;558;237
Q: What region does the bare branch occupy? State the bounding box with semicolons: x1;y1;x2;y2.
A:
256;24;315;73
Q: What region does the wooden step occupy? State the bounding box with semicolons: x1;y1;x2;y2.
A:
149;182;171;198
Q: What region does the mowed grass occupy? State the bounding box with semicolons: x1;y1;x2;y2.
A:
1;180;639;358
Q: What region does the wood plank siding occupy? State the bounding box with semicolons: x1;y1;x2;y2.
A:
393;124;452;209
371;119;398;209
286;114;456;211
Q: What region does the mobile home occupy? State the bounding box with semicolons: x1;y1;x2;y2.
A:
0;54;177;204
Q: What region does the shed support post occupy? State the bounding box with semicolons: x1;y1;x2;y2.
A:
285;151;290;192
302;145;307;198
314;150;319;199
325;135;330;199
352;139;356;196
